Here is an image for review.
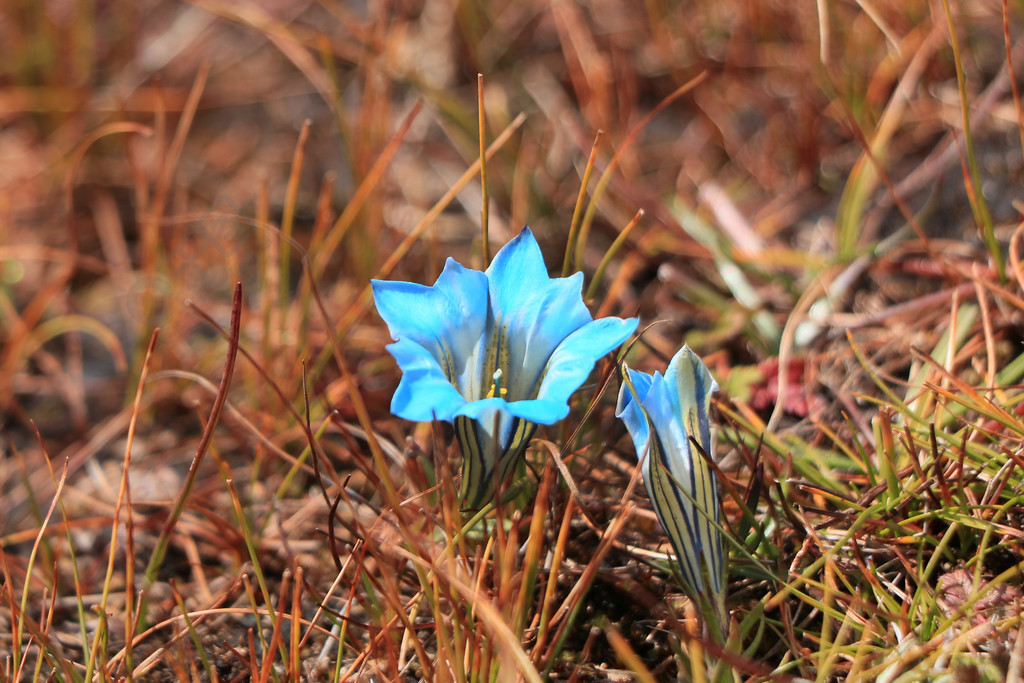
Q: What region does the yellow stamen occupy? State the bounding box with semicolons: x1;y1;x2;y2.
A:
485;368;507;398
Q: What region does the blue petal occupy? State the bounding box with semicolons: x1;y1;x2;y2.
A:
537;316;638;407
637;351;715;515
615;367;656;460
386;338;468;422
485;227;595;400
455;396;513;422
458;395;569;428
641;371;692;480
662;345;718;455
371;259;489;401
503;397;570;425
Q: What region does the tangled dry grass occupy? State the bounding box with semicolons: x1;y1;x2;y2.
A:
3;0;1024;680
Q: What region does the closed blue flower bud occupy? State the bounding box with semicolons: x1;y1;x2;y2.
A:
616;346;725;612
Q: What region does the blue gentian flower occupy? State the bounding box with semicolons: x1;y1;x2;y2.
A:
372;226;638;509
616;345;725;612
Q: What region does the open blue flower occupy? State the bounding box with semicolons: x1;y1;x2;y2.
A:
616;346;725;613
372;226;638;509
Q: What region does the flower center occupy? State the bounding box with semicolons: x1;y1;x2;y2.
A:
485;368;508;399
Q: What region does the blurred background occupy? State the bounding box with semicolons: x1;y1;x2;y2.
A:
3;0;1024;679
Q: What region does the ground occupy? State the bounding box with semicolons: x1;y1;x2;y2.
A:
2;0;1024;681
